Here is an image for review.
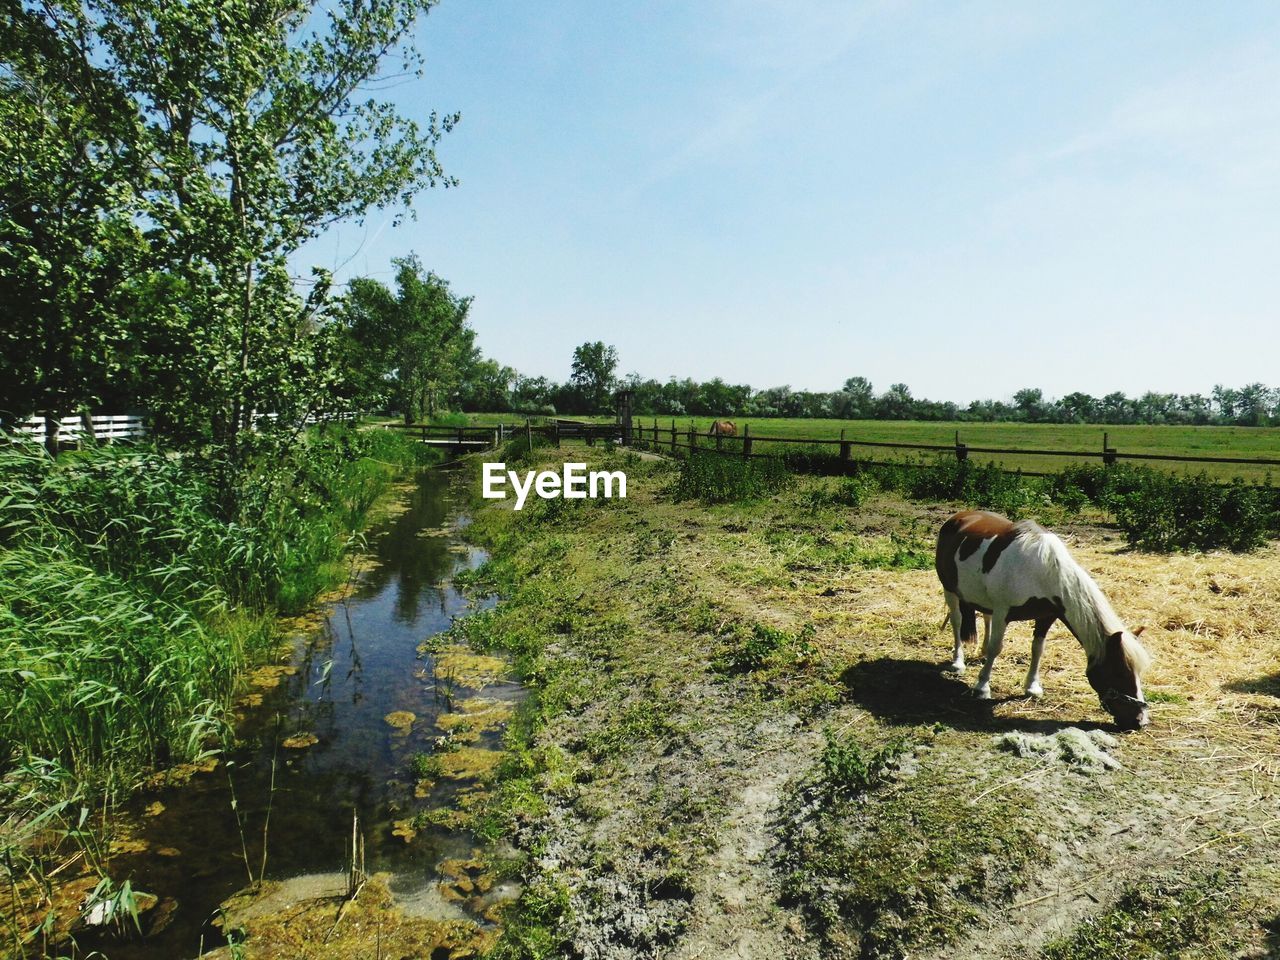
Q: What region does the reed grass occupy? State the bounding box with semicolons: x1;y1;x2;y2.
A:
0;424;437;950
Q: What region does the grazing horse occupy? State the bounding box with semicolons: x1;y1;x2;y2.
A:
935;510;1152;730
708;420;737;437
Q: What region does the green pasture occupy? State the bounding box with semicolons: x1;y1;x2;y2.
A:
458;414;1280;482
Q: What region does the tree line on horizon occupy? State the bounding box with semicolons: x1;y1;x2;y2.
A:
452;347;1280;427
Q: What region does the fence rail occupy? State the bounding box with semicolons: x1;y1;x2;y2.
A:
10;414;147;444
387;419;623;450
627;420;1280;479
6;410;360;448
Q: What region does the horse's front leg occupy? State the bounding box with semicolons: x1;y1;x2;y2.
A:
973;610;1008;700
1024;616;1053;698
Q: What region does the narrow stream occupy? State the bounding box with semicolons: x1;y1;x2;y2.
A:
85;467;517;959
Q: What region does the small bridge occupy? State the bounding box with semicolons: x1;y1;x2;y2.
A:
384;419;624;452
552;419;622;445
383;423;504;452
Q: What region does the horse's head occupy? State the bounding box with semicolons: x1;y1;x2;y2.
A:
1086;628;1151;730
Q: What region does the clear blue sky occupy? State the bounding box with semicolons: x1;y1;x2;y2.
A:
301;1;1280;404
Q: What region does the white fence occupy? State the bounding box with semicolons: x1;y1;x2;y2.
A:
11;414;147;444
8;410;357;446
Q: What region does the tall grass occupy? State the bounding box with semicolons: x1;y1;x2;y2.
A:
1;425;437;952
0;426;435;796
672;451;790;503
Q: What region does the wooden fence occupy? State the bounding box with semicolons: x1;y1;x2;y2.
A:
387;418;621;451
628;420;1280;481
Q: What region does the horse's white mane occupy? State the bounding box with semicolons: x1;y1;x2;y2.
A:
1027;527;1133;665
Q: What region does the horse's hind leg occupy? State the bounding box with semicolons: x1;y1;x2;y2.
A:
944;592;972;673
1024;617;1053;697
973;611;1008;700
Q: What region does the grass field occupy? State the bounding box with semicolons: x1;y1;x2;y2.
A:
451;445;1280;959
458;414;1280;482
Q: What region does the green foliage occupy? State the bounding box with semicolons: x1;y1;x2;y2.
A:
1040;870;1248;960
818;728;908;797
0;427;431;796
1045;463;1279;552
0;543;241;794
569;341;619;413
0;10;149;424
339;258;475;421
835;474;882;508
2;0;456;447
410;752;443;780
1107;473;1276;552
897;456;1036;518
501;430;559;464
672;452;790;503
485;878;573;960
841;534;934;570
715;622;815;673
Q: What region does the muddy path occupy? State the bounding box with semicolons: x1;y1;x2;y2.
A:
456;449;1280;960
76;468;520;959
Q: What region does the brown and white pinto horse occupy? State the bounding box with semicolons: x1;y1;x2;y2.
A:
935;510;1152;729
708;420;737;437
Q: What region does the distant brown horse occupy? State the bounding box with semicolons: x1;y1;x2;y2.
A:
708;420;737;437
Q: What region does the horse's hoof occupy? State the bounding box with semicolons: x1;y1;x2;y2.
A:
1026;683;1044;698
972;685;992;700
947;662;966;674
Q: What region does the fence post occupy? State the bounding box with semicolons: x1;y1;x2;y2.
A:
688;425;695;453
742;423;752;459
1102;432;1117;467
955;430;968;461
839;427;851;462
554;422;561;448
526;418;532;453
671;419;677;454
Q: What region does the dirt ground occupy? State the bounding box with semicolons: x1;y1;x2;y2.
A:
454;448;1280;960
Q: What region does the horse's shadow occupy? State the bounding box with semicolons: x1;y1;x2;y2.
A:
840;656;1111;734
1224;672;1280;699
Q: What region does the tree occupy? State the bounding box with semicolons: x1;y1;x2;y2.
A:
570;341;619;413
457;358;516;412
0;10;149;448
1236;383;1274;427
1059;392;1099;424
4;0;457;454
340;256;473;422
841;377;875;418
878;383;914;420
1013;388;1046;422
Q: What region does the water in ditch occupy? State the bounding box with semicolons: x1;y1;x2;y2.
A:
78;467;518;958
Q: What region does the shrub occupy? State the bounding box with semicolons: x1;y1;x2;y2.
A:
1109;472;1276;552
672;451;790;503
819;728;909;797
797;475;880;512
904;456;1035;518
501;430;558;464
